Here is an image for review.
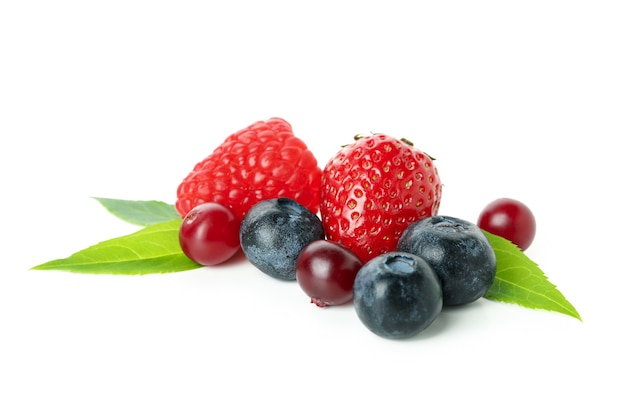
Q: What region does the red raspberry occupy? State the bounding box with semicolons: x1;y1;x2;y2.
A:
320;134;442;263
176;118;322;221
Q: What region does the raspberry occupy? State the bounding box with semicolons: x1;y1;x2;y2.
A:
175;118;322;221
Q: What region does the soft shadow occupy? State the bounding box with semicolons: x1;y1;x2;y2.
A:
402;300;488;342
210;249;248;268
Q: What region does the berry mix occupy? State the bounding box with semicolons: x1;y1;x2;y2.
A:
177;117;537;339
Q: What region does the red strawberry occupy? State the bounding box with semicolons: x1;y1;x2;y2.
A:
176;118;321;221
320;134;442;263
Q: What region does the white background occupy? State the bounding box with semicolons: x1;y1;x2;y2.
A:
1;1;624;416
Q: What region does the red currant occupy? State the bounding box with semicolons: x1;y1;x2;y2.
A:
478;198;536;251
179;202;240;266
295;240;363;307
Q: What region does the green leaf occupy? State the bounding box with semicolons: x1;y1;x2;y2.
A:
483;231;582;321
31;219;202;275
93;197;180;226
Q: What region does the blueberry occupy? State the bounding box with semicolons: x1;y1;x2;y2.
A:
240;197;325;281
397;215;496;306
353;252;443;339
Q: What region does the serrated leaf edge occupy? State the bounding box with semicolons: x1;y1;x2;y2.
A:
483;231;582;321
485;270;582;321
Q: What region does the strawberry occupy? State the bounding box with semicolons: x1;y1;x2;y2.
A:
320;134;442;263
176;118;322;221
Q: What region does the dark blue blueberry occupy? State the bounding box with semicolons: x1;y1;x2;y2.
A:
240;197;325;281
353;252;443;339
397;215;496;306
